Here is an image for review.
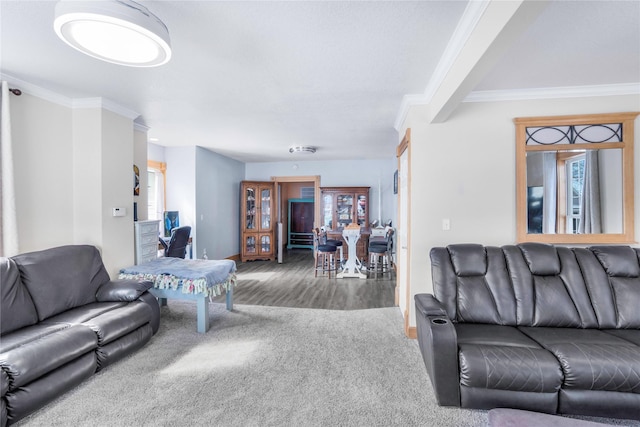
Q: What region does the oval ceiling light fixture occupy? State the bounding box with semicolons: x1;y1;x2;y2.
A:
289;146;317;154
54;0;171;67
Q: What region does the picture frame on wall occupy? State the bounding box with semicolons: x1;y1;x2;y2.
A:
393;170;398;194
164;211;180;237
133;164;140;196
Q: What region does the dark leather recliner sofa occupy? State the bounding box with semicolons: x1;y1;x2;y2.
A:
0;245;161;426
415;243;640;420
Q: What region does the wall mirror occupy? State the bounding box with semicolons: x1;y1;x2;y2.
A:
515;112;639;244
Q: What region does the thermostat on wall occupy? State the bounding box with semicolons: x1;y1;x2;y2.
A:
112;207;126;217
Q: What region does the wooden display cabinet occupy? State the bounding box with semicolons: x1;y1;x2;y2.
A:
241;181;275;262
320;186;370;260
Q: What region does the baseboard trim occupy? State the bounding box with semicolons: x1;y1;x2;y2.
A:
406;326;417;339
403;310;417;339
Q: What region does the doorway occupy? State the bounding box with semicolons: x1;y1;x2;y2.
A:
272;175;321;262
288;198;314;249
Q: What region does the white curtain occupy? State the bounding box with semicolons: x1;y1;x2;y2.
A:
154;170;165;222
542;152;557;234
579;150;602;234
0;81;19;256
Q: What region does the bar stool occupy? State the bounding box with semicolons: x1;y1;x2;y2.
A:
367;229;393;278
314;228;338;278
325;238;344;268
367;244;390;278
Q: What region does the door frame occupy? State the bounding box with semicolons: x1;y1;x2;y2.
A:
396;129;414;338
271;175;321;249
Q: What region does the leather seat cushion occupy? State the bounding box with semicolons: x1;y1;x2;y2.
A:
550;344;640;392
520;327;640;393
519;327;632;346
40;302;125;325
0;324;97;391
456;324;541;348
603;329;640;347
0;323;70;352
82;302;152;345
459;344;562;393
1;370;8;397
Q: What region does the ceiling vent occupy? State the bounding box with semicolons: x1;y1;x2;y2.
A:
289;146;316;154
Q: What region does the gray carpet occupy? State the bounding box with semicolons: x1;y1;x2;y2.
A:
15;302;639;427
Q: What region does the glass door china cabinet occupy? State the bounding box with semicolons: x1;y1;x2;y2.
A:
320;186;370;230
241;181;275;261
320;186;370;260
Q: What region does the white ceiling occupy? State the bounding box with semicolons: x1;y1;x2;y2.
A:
1;1;639;163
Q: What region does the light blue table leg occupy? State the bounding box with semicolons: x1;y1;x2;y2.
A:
226;286;233;311
196;297;210;333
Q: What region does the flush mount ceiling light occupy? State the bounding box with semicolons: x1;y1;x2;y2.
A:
54;0;171;67
289;146;317;154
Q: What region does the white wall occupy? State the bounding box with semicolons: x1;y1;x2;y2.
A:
133;127;148;221
246;158;397;226
72;108;103;249
12;93;74;252
404;94;640;327
164;146;196;241
10;92;136;277
100;109;135;276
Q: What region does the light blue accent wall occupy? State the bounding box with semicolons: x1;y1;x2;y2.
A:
153;146;245;260
195;147;245;260
147;142;166;163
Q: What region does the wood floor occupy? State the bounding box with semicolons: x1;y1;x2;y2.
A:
211;249;396;310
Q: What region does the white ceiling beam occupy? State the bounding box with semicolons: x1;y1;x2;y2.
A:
428;0;549;124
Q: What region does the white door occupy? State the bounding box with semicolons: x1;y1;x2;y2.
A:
397;146;410;328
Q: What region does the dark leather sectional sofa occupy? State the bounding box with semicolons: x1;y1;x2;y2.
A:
415;243;640;421
0;245;161;426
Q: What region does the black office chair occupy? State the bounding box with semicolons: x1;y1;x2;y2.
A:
159;226;191;258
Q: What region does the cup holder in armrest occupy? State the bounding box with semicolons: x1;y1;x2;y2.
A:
431;318;449;325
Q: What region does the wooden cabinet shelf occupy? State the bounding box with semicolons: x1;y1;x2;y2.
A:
320;186;370;260
321;186;370;230
241;181;275;262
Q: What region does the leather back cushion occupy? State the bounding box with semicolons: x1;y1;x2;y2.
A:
504;244;597;328
13;245;111;321
589;246;640;328
432;244;516;325
0;258;38;335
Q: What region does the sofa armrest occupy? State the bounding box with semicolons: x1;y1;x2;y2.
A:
414;293;460;407
96;279;153;302
415;293;448;317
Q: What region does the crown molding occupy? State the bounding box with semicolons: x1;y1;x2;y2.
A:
464;83;640;103
423;0;490;103
394;0;490;130
133;121;150;133
393;94;429;131
1;73;74;108
71;97;139;119
1;73;140;120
